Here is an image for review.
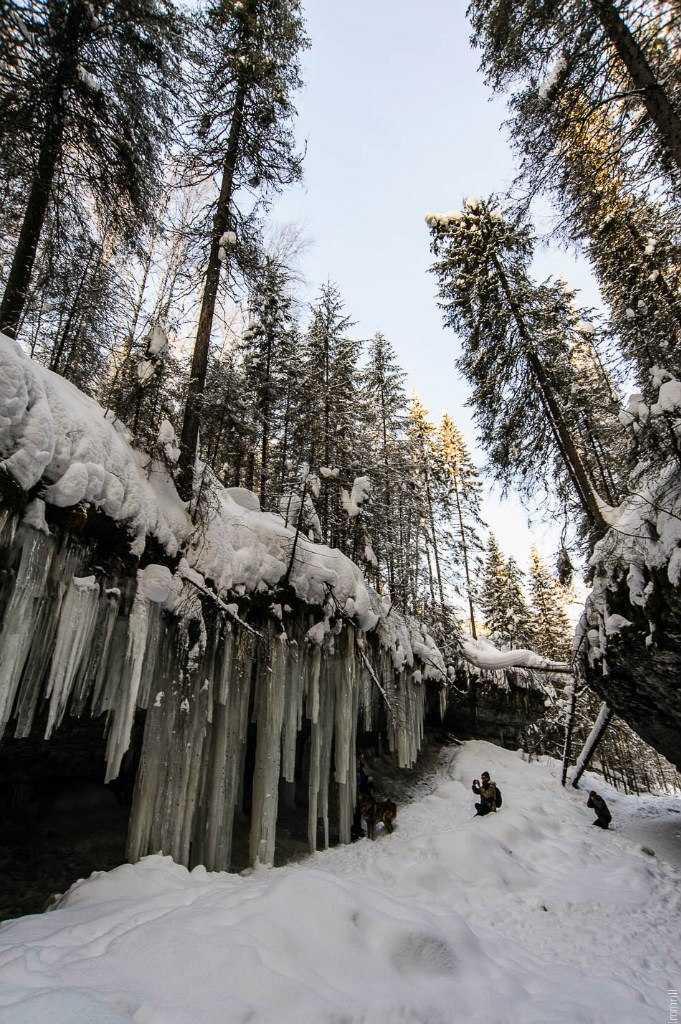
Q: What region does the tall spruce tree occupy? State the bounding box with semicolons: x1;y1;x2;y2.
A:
438;414;485;638
468;0;681;201
176;0;308;500
407;396;446;617
427;196;609;542
296;282;360;549
479;534;511;642
238;254;297;508
0;0;183;339
361;332;408;597
528;548;572;661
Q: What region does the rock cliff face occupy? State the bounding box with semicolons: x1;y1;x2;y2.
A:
443;677;548;750
580;565;681;772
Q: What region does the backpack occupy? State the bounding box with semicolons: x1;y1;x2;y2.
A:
495;787;502;809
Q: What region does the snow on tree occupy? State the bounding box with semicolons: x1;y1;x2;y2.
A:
478;534;532;649
527;547;572;662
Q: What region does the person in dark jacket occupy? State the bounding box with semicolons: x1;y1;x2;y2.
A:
587;790;612;829
472;771;498;816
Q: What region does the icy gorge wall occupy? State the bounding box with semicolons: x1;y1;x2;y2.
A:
0;514;436;871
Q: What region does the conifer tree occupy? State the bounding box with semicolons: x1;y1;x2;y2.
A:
479;534;511;642
528;548;572;661
407;396;446;617
0;0;183;339
468;0;681;200
427;196;609;541
438;414;485;638
361;333;408;597
508;89;681;389
238;254;297;508
296;282;360;548
176;0;308;500
504;557;534;648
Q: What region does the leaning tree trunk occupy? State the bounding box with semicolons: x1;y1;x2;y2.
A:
561;676;578;786
589;0;681;177
0;3;84;339
491;254;607;537
571;702;614;788
177;72;249;502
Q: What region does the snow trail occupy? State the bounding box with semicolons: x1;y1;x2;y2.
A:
0;740;679;1024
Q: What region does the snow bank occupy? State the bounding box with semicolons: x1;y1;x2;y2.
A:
0;741;678;1024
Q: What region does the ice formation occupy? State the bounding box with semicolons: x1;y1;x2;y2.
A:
0;334;549;873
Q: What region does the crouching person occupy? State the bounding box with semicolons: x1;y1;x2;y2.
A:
587;790;612;829
472;771;498;816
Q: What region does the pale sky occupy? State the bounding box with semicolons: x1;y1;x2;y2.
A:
271;0;602;582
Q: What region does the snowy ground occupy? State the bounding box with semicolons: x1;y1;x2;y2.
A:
0;741;679;1024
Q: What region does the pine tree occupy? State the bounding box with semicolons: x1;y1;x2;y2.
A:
504;556;533;647
0;0;183;339
508;87;681;389
427;196;609;542
479;534;511;643
438;415;485;638
238;254;297;509
295;282;360;549
528;548;572;661
361;332;408;597
407;396;446;618
468;0;681;202
176;0;308;500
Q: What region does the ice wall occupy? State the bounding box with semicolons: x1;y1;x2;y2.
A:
0;514;436;872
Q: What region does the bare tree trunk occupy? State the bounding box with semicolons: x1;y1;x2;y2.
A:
259;332;274;508
492;254;607;535
572;703;614;788
0;3;83;338
452;477;477;638
177;70;249;501
50;244;94;372
561;677;578;786
589;0;681;175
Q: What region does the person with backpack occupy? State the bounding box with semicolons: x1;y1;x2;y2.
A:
472;771;501;816
587;790;612;829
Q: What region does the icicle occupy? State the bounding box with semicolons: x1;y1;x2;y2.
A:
126;629;175;863
249;632;287;867
0;528;54;735
201;626;252;871
317;651;336;850
307;643;321;723
334;627;354;787
44;575;100;739
105;578;150;782
308;705;322;852
137;600;164;710
281;640;300;783
72;586;120;717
